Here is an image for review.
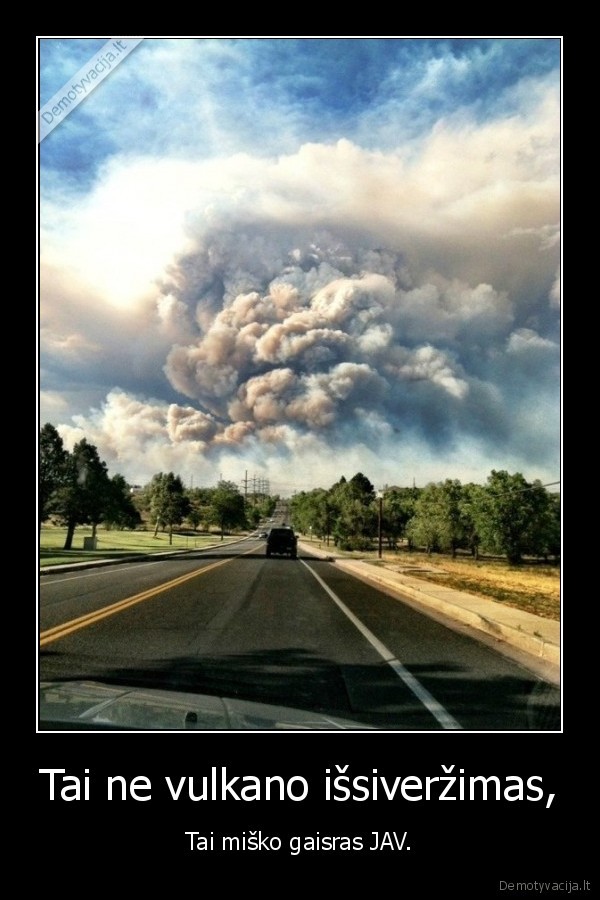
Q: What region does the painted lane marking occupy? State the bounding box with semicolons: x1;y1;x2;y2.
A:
40;549;255;646
301;559;462;730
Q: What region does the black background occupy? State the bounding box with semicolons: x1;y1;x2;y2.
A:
35;35;576;896
34;726;586;893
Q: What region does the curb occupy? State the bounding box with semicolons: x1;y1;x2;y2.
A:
338;559;560;666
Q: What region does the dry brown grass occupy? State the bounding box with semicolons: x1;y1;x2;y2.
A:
377;550;561;621
322;540;561;622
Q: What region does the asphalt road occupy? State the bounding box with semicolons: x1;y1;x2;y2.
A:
39;538;560;730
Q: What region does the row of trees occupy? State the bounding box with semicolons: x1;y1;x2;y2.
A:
40;423;560;563
140;474;264;542
290;471;560;564
39;424;275;549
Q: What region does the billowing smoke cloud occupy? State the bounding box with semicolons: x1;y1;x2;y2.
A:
43;84;560;490
153;186;555;465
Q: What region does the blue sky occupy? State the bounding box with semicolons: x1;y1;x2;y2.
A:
39;37;561;493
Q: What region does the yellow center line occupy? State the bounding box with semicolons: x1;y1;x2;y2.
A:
40;547;256;646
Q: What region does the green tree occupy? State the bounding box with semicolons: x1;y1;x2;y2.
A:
185;487;214;532
290;488;333;544
52;438;112;549
186;503;204;532
328;473;377;550
39;423;67;527
103;474;143;530
246;505;262;529
405;480;466;556
148;472;191;544
208;480;247;538
541;492;561;559
459;483;486;559
384;486;420;548
473;470;554;564
347;472;376;502
406;484;444;554
439;479;467;557
246;494;277;529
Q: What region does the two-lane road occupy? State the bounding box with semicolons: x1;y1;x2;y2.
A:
39;538;560;730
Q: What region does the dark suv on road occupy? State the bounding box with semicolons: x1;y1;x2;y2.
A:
266;526;298;559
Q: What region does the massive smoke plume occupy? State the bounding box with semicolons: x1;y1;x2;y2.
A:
40;43;560;491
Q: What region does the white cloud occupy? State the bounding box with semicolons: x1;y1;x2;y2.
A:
40;49;560;491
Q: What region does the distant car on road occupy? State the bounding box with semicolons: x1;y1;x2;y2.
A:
258;531;268;539
266;526;298;559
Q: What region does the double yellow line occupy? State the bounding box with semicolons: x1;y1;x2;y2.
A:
40;553;247;646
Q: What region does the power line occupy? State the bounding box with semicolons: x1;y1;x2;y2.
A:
499;480;560;495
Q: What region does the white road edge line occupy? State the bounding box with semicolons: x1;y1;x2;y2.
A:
301;559;462;731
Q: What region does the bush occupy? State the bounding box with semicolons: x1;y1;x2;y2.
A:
337;536;374;551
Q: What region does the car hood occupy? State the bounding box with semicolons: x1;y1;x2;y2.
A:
39;680;375;731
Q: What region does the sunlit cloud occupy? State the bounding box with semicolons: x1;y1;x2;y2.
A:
40;37;561;491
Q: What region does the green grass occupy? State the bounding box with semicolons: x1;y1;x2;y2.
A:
39;525;243;567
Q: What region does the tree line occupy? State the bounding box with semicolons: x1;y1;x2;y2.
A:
40;423;560;563
289;471;560;564
39;423;275;550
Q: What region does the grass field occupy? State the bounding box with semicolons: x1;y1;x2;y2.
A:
39;525;242;567
365;549;559;621
39;526;560;623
